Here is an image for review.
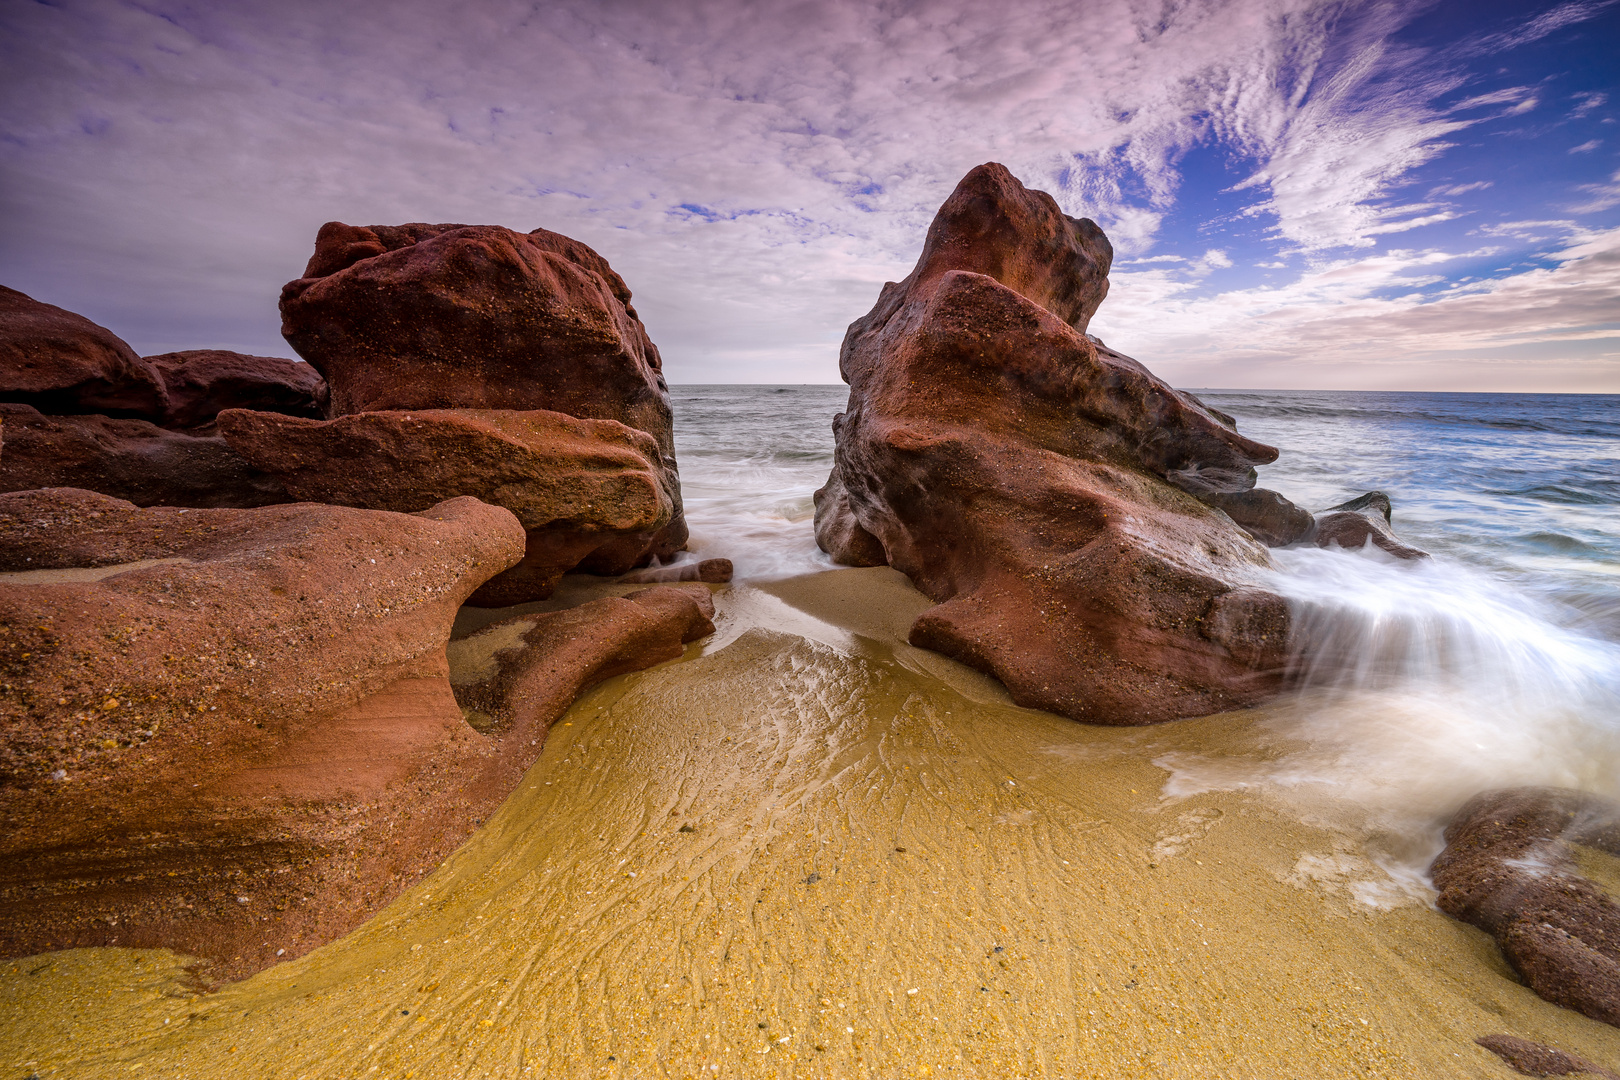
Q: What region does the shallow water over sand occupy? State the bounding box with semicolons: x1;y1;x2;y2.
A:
4;388;1620;1076
6;571;1620;1078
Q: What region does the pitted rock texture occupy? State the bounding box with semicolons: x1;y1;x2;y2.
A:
1432;787;1620;1028
0;286;167;418
0;488;528;980
814;162;1288;724
147;349;327;430
0;402;288;508
278;220;686;578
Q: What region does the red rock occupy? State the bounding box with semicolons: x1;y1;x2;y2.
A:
815;163;1288;724
146;349;327;430
218;406;682;603
278;220;686;577
0;286;166;418
0;488;527;980
449;584;716;738
1314;491;1428;559
0;402;287;507
1203;488;1316;547
1432;787;1620;1028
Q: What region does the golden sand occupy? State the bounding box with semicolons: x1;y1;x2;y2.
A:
2;567;1617;1078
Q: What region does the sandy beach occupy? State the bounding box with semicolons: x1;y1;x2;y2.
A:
3;567;1617;1078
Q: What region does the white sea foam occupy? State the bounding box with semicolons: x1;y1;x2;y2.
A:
1158;543;1620;898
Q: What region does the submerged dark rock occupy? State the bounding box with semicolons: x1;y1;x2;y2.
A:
814;162;1289;725
1476;1034;1620;1078
1432;787;1620;1028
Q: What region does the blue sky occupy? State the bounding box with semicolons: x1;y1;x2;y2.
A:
2;0;1616;390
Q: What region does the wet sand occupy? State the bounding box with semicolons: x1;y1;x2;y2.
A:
3;567;1618;1078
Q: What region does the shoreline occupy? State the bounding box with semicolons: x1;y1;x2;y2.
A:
3;566;1618;1077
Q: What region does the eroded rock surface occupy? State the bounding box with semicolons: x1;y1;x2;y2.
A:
1432;787;1620;1028
450;584;716;738
814;163;1289;724
0;286;166;418
1203;488;1316;548
218;407;678;604
278;220;687;588
0;403;287;508
1313;491;1428;559
147;349;327;430
0;487;528;979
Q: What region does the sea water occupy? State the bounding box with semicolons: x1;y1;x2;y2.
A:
672;386;1620;888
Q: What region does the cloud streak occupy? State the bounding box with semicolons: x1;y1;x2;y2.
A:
0;0;1615;389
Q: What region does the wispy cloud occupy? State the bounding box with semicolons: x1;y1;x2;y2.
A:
0;0;1614;389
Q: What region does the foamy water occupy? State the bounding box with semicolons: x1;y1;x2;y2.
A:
672;386;1620;895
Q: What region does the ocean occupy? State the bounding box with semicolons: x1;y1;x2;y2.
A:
673;385;1620;889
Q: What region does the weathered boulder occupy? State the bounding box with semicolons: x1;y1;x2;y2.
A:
0;286;166;418
218;407;680;603
814;163;1289;724
147;349;327;430
450;584;716;737
0;402;287;508
278;220;687;583
0;487;527;979
1203;488;1316;547
1431;787;1620;1028
1314;491;1428;559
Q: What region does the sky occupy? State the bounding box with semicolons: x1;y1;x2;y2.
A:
2;0;1617;391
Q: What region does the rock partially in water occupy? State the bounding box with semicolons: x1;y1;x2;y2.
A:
0;286;167;419
0;402;288;508
0;487;529;981
218;407;679;603
1201;488;1317;548
1314;491;1428;560
1432;787;1620;1028
1476;1034;1620;1078
449;584;715;738
814;162;1288;724
146;349;327;431
278;220;687;587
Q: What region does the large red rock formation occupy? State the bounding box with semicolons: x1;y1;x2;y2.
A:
277;221;686;587
0;488;719;980
0;403;288;508
146;349;327;430
1432;787;1620;1028
0;488;525;978
0;286;167;419
814;163;1289;724
218;407;679;603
